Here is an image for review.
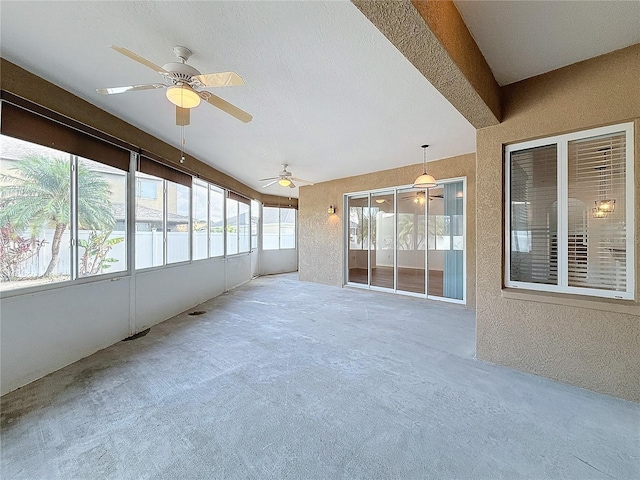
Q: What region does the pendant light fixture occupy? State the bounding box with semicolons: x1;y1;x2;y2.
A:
591;147;615;218
413;144;437;189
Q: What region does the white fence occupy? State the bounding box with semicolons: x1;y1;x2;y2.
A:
5;229;226;278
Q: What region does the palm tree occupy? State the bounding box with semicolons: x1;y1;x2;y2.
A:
0;155;115;277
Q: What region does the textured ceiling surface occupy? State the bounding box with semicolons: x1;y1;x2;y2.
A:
0;1;476;197
455;0;640;86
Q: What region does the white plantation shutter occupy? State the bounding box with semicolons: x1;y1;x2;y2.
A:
509;144;558;285
506;123;633;299
568;132;627;291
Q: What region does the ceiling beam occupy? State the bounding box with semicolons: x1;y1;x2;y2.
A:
352;0;501;128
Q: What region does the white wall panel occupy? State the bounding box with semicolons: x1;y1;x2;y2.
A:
261;249;298;275
135;258;227;331
1;278;131;395
226;254;251;291
1;255;248;396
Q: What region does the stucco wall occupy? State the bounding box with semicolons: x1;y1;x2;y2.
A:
299;153;476;309
476;44;640;401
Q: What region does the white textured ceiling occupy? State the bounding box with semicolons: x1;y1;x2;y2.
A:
0;1;476;198
455;0;640;86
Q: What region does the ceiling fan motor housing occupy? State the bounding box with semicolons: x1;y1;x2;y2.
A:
161;62;201;85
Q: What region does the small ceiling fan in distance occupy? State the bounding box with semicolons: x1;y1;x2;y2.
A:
399;191;443;204
259;164;313;189
96;45;252;125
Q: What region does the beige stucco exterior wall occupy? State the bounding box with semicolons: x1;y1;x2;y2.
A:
476;44;640;401
299;153;476;309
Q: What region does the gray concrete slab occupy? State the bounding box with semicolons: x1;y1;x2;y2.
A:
1;274;638;479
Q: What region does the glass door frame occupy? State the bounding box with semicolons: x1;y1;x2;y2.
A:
343;177;467;305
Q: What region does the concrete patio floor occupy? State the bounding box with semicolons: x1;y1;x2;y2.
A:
1;274;638;479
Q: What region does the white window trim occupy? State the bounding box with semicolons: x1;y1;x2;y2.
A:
504;122;635;300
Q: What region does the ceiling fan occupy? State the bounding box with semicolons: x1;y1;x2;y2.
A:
400;192;443;204
96;45;252;125
259;164;313;189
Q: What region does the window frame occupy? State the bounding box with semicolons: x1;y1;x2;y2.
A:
0;135;132;298
134;173;192;271
191;179;209;261
208;184;225;258
262;206;297;251
504;122;635;300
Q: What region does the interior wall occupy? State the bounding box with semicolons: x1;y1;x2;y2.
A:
476;44;640;401
0;61;270;396
0;256;249;395
260;249;298;276
298;153;476;308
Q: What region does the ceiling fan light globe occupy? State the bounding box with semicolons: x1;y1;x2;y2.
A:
278;178;292;187
412;173;437;189
166;85;201;108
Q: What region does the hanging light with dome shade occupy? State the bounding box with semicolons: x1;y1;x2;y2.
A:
413;144;437;189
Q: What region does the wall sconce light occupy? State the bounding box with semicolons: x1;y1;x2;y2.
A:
327;205;336;214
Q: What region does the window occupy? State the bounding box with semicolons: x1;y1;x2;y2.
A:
262;207;297;250
1;134;129;291
135;172;164;269
136;178;157;199
280;208;296;249
224;194;251;256
134;156;191;269
238;202;250;253
263;207;279;250
166;181;190;264
226;198;238;255
192;180;208;261
77;158;127;277
506;123;634;299
209;186;224;257
251;200;260;249
1;135;73;290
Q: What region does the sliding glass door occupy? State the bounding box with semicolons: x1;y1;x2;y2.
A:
345;179;465;303
370;191;395;289
347;195;370;285
397;188;426;294
427;181;464;301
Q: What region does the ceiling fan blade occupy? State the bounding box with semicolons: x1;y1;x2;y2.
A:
96;83;166;95
192;72;244;87
110;45;168;74
288;181;296;189
290;177;314;185
258;176;279;181
176;106;190;126
199;91;252;123
262;180;278;188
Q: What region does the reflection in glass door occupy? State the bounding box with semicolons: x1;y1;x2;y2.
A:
428;181;464;300
347;195;369;285
397;188;426;294
370;191;395;289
